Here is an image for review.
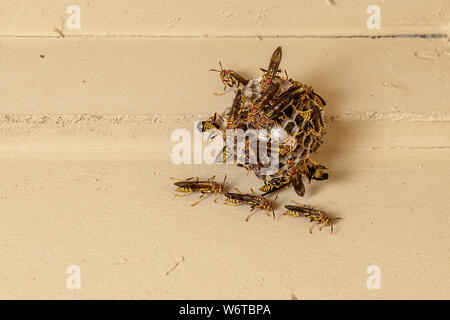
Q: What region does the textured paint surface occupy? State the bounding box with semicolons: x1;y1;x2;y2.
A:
0;1;448;36
0;2;449;299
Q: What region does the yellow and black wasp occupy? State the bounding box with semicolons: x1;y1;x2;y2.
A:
295;105;324;135
246;82;280;128
225;89;243;129
198;112;223;139
260;46;282;87
305;163;328;182
264;91;295;121
283;201;339;234
173;175;227;206
312;92;326;109
289;82;326;109
210;61;248;96
259;176;291;196
214;145;235;164
262;160;328;197
224;188;277;222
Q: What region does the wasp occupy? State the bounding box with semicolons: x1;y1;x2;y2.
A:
198;112;223;138
257;169;299;198
246;82;280;128
210;61;248;96
264;91;295;121
263;159;328;197
224;188;277;222
283;202;339;234
225;89;243;129
295;158;328;182
173;175;226;206
259;176;291;196
308;106;325;134
312;92;326;108
260;46;282;87
303;85;326;109
305;163;328;182
215;146;232;164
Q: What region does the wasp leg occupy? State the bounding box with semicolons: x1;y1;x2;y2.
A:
264;208;272;218
308;222;313;234
191;193;207;206
170;176;199;182
303;160;309;175
307;158;321;167
213;192;217;203
330;218;340;235
175;191;193;197
290;200;304;206
224;200;243;206
214;87;232;96
245;207;256;222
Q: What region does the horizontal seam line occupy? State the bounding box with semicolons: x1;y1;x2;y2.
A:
0;33;446;39
1;114;450;123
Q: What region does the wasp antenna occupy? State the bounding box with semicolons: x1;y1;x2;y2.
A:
222;174;227;187
219;60;223;70
209;68;221;72
213;112;217;122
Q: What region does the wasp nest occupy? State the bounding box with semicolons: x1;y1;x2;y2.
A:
200;47;328;197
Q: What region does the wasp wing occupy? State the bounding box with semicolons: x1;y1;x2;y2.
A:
230;72;248;86
267;47;282;78
284;205;323;217
229;89;242;125
292;174;305;197
174;181;210;188
225;192;260;204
